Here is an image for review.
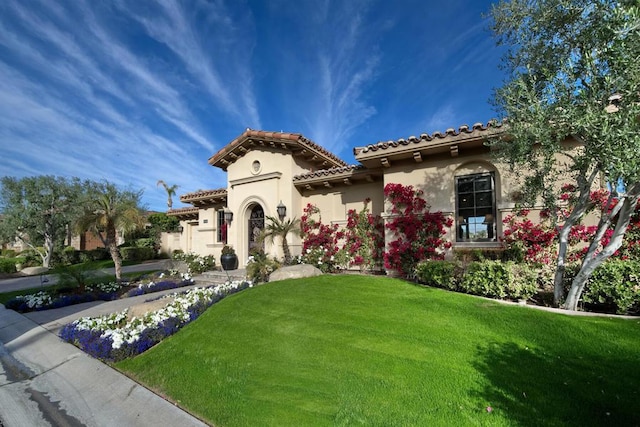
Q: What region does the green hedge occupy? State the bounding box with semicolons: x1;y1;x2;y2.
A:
415;260;538;301
0;258;17;274
582;259;640;314
120;246;155;262
1;249;17;258
60;246;81;265
459;260;538;300
415;260;461;290
17;248;45;267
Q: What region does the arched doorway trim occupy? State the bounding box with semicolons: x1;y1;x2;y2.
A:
237;196;270;263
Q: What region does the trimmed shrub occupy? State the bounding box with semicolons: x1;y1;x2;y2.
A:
459;260;538;300
89;248;111;261
453;249;505;264
1;249;17;258
20;249;44;267
582;259;640;314
120;246;155;262
415;260;461;290
134;238;156;248
0;258;17;274
78;251;92;263
60;246;81;265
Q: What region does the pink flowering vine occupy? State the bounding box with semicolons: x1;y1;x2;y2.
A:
383;183;453;277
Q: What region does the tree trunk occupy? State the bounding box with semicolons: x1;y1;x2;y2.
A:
564;193;638;310
43;233;54;268
109;243;123;282
105;225;123;282
553;225;570;305
552;169;598;305
282;237;291;265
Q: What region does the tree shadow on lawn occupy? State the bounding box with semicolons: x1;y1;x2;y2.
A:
472;340;640;426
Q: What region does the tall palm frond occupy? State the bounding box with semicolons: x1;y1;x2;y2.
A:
157;180;179;210
258;216;301;264
75;185;144;281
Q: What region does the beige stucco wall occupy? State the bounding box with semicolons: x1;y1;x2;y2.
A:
301;181;384;223
224;148;315;265
380;152;520;249
160;231;183;256
168;133;602;268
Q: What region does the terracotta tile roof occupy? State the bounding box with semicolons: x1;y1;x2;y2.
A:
293;165;383;190
208;129;348;171
353;120;504;156
166;206;199;219
179;188;227;207
180;188;227;202
293;165;366;181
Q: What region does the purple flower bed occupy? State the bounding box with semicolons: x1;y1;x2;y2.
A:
5;275;194;313
59;281;251;362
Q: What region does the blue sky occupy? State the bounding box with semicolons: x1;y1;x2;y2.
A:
0;0;505;212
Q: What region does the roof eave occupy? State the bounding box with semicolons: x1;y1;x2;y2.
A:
208;129;347;171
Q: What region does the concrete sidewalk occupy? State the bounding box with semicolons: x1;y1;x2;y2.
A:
0;289;210;426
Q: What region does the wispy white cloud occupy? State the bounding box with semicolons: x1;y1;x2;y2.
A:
0;0;504;210
421;105;458;134
291;0;381;152
0;0;224;210
115;0;261;128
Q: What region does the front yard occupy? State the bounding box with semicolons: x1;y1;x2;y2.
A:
116;275;640;426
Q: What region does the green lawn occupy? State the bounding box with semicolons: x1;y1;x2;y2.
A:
117;275;640;426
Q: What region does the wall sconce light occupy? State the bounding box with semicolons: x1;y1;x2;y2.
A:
223;207;234;224
277;201;286;219
176;225;184;233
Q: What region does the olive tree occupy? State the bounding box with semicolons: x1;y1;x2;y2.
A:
489;0;640;310
0;176;84;267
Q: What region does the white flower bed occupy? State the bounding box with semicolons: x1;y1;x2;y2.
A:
69;280;252;350
19;291;53;309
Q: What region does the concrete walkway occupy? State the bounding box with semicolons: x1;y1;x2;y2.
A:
0;279;219;427
0;260;169;294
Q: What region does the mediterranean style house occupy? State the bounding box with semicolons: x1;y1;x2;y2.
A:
163;120;528;269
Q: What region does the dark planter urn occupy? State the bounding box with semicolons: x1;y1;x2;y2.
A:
220;253;238;270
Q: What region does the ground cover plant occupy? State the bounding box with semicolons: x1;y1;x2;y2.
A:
2;270;189;312
116;275;640;426
60;281;251;361
0;269;158;306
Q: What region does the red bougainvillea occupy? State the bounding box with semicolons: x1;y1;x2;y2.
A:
502;188;640;264
300;200;384;272
502;210;558;264
383;183;453;277
343;198;385;271
299;203;345;272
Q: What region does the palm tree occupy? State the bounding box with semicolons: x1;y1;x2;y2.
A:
76;184;145;282
157;180;179;210
258;216;301;264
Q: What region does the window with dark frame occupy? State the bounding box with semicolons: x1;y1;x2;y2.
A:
456;172;496;242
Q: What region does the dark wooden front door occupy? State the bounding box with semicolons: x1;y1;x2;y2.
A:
248;205;265;254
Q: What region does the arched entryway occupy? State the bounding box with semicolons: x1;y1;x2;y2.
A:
248;204;265;254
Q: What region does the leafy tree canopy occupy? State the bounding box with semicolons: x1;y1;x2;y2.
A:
147;212;180;232
76;181;146;281
0;176;85;267
491;0;640;198
489;0;640;309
